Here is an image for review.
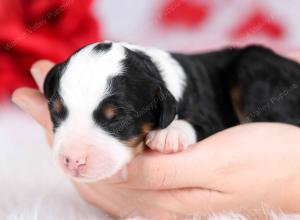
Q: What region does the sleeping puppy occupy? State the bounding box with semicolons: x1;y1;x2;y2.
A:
44;42;300;182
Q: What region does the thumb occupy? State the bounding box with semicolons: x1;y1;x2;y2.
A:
30;60;55;92
12;88;52;131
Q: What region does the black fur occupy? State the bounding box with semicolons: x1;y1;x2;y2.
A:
44;61;67;99
173;45;300;140
172;49;239;139
44;60;69;129
92;48;178;139
44;44;300;143
93;42;112;53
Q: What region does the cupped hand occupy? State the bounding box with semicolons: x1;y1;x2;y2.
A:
12;60;300;219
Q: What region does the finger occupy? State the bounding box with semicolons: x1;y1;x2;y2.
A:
113;136;226;190
12;88;53;131
116;123;300;190
30;60;55;92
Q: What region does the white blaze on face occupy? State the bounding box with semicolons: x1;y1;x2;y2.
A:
51;41;187;182
52;43;133;182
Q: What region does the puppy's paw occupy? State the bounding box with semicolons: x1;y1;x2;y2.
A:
145;120;196;153
145;128;186;153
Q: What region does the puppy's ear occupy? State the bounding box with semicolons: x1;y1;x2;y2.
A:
43;62;66;99
156;86;177;129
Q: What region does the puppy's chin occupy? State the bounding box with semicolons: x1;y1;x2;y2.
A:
52;135;136;183
65;160;129;183
74;141;144;182
68;166;128;183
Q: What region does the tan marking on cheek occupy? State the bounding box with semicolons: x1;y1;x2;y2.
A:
125;137;140;148
142;123;154;135
121;123;154;156
122;123;154;147
103;105;117;119
230;86;249;123
132;141;144;155
52;99;63;114
122;137;145;156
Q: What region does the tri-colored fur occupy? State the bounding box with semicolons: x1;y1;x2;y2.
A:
44;42;300;181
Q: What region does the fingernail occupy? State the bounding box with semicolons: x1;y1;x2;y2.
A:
145;138;151;145
30;66;44;90
30;67;40;80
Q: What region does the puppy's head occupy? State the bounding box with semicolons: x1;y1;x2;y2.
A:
44;42;177;182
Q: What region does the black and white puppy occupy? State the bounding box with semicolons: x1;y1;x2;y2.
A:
44;42;300;182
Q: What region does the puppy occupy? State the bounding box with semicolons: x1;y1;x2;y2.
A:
44;42;300;182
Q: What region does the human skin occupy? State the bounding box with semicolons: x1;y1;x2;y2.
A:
12;56;300;219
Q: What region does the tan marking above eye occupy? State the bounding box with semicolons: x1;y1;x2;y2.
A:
230;86;249;123
52;99;63;113
102;104;118;119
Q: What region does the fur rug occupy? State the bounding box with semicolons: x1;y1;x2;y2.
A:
0;104;299;220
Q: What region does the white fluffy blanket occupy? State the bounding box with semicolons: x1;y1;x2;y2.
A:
0;105;299;220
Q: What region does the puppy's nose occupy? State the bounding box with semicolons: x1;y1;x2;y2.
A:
57;141;120;180
64;156;86;170
61;155;87;176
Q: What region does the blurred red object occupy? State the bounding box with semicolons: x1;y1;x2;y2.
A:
231;10;284;40
0;0;100;100
159;0;210;28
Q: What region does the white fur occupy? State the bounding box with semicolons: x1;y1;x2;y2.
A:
146;119;197;153
60;42;125;113
54;42;132;181
168;119;197;145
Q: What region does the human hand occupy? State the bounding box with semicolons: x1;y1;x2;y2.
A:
12;59;300;219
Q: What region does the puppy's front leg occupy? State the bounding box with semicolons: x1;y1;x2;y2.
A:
145;120;197;153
